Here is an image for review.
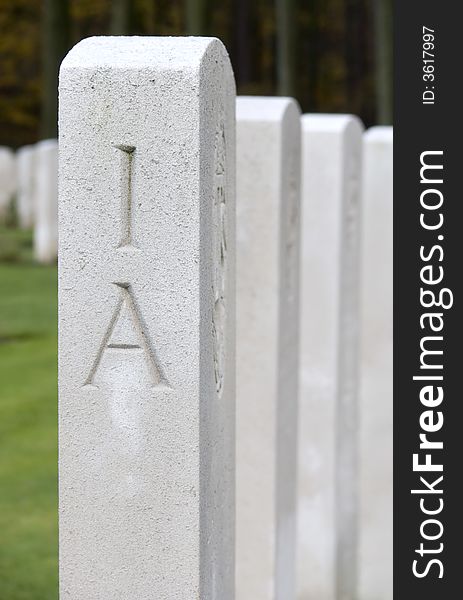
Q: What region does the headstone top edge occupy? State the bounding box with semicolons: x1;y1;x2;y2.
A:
60;35;227;72
36;139;58;150
301;112;364;135
236;95;301;123
364;125;394;142
16;144;35;155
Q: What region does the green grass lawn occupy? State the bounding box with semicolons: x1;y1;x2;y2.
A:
0;228;58;600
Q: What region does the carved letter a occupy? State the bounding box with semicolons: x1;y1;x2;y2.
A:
85;283;169;389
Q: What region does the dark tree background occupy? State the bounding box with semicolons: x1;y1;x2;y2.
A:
0;0;392;149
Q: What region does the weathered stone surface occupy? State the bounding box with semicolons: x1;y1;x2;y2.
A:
236;96;301;600
59;36;236;600
358;126;393;600
297;114;363;600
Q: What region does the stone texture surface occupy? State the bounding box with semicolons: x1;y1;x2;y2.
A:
0;146;16;222
59;36;236;600
34;139;58;263
16;144;36;229
297;114;363;600
235;96;301;600
358;127;393;600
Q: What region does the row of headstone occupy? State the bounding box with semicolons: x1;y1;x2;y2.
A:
58;37;392;600
16;144;35;228
358;127;393;600
0;140;58;264
297;114;363;600
0;146;16;222
34;140;58;263
236;96;300;599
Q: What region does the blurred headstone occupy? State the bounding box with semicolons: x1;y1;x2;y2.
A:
16;145;37;229
58;36;236;599
358;127;393;600
0;146;16;223
34;139;58;263
297;114;363;600
236;96;301;600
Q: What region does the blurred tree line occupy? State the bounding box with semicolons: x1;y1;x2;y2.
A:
0;0;392;149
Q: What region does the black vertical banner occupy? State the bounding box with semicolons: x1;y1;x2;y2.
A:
395;2;462;597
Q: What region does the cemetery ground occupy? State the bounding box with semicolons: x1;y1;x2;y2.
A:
0;227;58;600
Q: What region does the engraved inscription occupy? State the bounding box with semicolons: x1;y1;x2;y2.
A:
85;283;169;389
212;121;227;397
114;145;136;248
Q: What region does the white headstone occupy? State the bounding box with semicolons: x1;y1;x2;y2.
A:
0;146;16;222
16;145;36;229
358;127;393;600
297;114;363;600
236;96;301;600
34;139;58;263
59;37;236;600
